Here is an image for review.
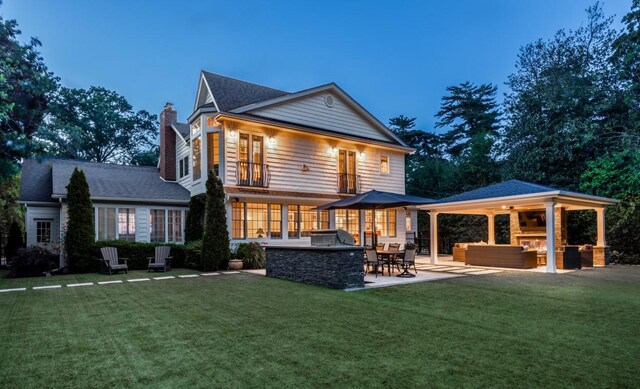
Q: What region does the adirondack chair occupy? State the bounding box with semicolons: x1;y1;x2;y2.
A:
147;246;172;272
100;247;129;275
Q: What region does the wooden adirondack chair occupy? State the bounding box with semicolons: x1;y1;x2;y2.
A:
100;247;129;275
147;246;172;272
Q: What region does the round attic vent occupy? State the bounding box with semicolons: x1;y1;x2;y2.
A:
324;95;334;107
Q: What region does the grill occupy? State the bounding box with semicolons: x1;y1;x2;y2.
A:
310;229;356;247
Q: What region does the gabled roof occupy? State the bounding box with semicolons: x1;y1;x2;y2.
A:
171;122;190;141
201;71;289;112
19;158;190;204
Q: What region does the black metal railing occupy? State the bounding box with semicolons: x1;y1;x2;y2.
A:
337;173;360;194
236;161;270;187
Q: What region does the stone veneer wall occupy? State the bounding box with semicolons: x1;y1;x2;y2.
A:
509;208;567;247
266;246;365;290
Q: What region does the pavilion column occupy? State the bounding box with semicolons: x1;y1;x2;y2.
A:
487;212;495;245
596;208;606;247
429;211;438;264
544;201;557;273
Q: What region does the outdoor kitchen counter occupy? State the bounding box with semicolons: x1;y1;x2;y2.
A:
265;246;365;290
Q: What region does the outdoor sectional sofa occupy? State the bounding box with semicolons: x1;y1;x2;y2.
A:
466;244;538;269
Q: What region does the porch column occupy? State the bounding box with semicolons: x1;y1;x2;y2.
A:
487;212;495;245
429;211;438;264
544;201;556;273
596;208;606;247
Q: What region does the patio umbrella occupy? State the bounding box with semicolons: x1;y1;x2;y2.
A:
316;190;436;245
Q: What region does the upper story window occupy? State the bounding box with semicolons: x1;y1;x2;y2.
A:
380;155;390;174
337;150;358;194
207;116;217;127
192;137;201;181
237;133;268;187
179;156;189;178
191;121;200;134
207;132;220;177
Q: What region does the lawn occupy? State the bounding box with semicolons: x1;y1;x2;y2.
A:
0;267;639;388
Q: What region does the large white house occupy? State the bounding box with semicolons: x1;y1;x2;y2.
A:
19;71;416;265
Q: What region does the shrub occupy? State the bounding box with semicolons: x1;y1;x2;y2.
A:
9;246;58;278
5;221;24;261
184;240;202;269
201;170;230;271
235;242;266;269
93;240;199;270
185;196;205;242
65;168;95;272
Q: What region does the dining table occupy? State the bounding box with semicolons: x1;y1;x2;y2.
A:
376;250;405;276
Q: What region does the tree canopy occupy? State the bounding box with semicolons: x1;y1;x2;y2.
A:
36;86;158;165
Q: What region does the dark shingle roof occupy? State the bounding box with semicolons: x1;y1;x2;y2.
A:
437;180;561;203
19;159;56;203
171;122;190;140
20;158;190;204
202;71;289;111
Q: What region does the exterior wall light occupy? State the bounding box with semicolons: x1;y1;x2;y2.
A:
268;136;276;146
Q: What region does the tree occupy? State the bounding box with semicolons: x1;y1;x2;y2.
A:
201;171;230;270
5;221;23;261
436;82;501;189
129;145;159;167
0;175;24;248
64;168;95;272
502;3;619;189
185;196;205;243
0;1;58;178
388;115;416;133
36;86;158;164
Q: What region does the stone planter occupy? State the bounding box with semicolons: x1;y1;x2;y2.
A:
228;259;243;270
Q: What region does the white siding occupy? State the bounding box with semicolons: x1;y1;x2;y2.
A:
224;127;405;195
135;207;149;242
176;136;190;189
25;206;60;248
249;92;395;142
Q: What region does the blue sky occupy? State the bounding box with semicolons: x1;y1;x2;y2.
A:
2;0;632;131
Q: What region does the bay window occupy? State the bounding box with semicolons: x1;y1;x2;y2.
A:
192;137;201;180
207;132;220;177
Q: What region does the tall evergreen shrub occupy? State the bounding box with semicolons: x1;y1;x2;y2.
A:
65;168;95;272
5;221;24;261
201;170;230;271
185;196;205;242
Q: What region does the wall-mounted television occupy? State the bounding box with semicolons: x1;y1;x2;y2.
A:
518;211;546;231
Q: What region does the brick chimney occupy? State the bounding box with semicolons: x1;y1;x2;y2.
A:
159;102;177;181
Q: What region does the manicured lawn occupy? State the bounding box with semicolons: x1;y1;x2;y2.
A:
1;267;639;387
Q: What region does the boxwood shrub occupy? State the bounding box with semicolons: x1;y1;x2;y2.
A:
93;241;201;270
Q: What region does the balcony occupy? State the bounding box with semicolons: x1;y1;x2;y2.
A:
337;173;360;194
236;161;270;188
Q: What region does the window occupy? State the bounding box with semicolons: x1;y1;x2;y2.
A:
288;205;300;239
337;150;357;193
232;202;281;240
335;209;360;244
238;133;265;187
300;206;316;237
406;211;412;232
179;156;189;178
118;208;135;241
192;137;201;180
150;209;166;242
207;132;220;177
247;203;268;239
232;203;245;239
318;210;329;230
167;210;183;243
97;207;116;240
270;204;282;239
380;155;389;174
364;209;396;238
36;220;52;243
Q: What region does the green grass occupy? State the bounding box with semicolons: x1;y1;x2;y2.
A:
1;267;639;388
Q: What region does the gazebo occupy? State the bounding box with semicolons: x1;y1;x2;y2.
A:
419;180;619;273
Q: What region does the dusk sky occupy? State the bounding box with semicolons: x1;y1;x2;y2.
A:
2;0;632;131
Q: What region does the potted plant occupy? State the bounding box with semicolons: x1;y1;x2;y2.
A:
228;245;244;270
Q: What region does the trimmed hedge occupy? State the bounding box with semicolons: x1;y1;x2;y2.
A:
93;241;201;270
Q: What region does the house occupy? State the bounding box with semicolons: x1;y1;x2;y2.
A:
19;71;417;265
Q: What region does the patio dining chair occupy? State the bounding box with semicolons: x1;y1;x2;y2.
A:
100;247;129;275
147;246;172;272
365;248;384;278
388;243;401;252
397;247;417;275
376;243;388;251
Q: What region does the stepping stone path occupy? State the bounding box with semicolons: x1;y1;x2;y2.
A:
415;264;503;276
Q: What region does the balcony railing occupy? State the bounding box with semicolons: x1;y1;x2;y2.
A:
337;173;360;194
236;161;270;188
